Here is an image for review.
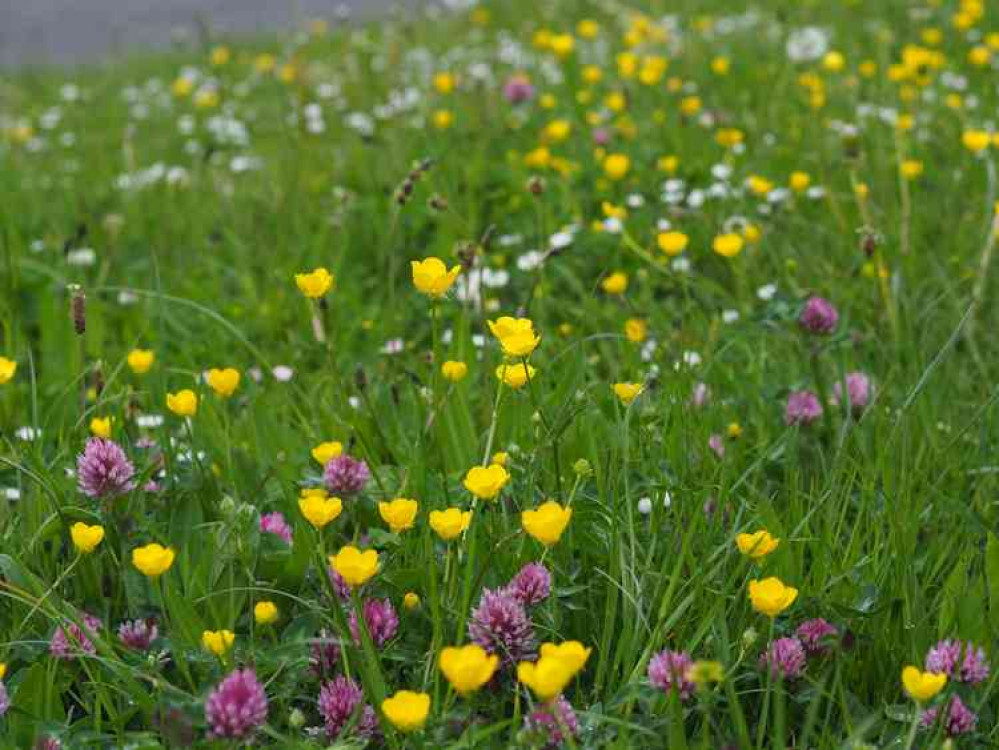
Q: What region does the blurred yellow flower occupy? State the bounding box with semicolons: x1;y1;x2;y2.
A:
736;530;779;559
433;110;454;130
202;629;235;655
299;494;343;529
657;231;688;256
963;130;991;153
900;160;924;180
379;498;419;533
295;267;334;298
522;500;572;546
207;368;240;398
542;119;571;143
403;592;420;610
166;390;198;417
433;71;455;94
429;508;471;541
577;19;599;38
496;362;537;389
329;546;379;587
687;660;725;687
491;451;508;466
382;690;431;733
624;318;648;343
0;357;16;384
748;577;798;617
549;33;575;58
463;464;510;500
902;666;947;702
132;543;176;578
89;416;112;438
712;233;745;258
254;601;279;625
442;361;469;382
411;257;461;297
312;441;343;465
254;53;276;73
70;522;105;554
439;644;499;696
822;51;846;72
612;382;643;405
601;272;628;295
603;153;631;180
517;642;590;701
789;172;811;192
127;349;154;374
210;46;230;66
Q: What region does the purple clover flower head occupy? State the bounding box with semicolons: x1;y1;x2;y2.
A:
708;434;725;459
260;512;293;545
204;668;268;739
348;598;399;648
592;128;611;146
507;563;551;607
920;695;977;736
525;695;579;747
760;637;807;680
925;640;990;684
76;438;136;498
323;454;370;496
832;372;873;414
503;74;535;104
468;588;536;665
648;649;695;701
796;618;839;656
310;630;342;679
318;676;377;740
799;296;839;335
50;613;101;660
785;390;823;426
118;619;158;651
0;681;8;717
34;738;62;750
326;567;352;603
690;382;711;408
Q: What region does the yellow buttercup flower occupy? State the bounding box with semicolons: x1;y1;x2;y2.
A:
254;601;279;625
789;171;811;192
132;543;176;578
0;663;6;680
441;361;468;382
902;666;947;702
522;501;572;546
207;368;240;398
329;545;379;587
624;318;648;343
127;349;155;375
657;231;689;256
603;153;631;180
202;629;235;655
433;71;455;94
712;233;745;258
312;441;343;465
295;267;334;298
0;356;16;384
379;498;419;533
166;389;198;417
612;382;643;405
382;690;430;733
411;257;461;298
601;272;628;295
517;642;590;701
748;577;798;617
687;660;725;687
439;644;499;696
89;416;112;438
900;160;924;180
70;522;105;554
403;592;420;611
488;316;541;358
496;363;537;389
432;110;454;130
491;451;508;467
429;508;472;541
963;130;991;153
299;494;343;529
463;464;510;500
736;530;779;559
254;53;276;73
210;45;230;66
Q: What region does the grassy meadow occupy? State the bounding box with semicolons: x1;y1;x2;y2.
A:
1;0;999;746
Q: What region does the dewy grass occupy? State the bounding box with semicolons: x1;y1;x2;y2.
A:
0;0;998;747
